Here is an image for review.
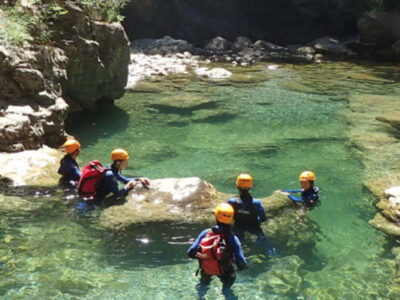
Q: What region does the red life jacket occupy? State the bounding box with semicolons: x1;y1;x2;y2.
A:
77;160;107;199
196;231;230;276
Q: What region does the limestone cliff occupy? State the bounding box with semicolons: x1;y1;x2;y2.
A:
0;1;130;152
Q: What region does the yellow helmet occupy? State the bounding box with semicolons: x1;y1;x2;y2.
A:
299;171;316;182
215;203;234;224
236;173;253;189
63;139;81;154
111;148;130;161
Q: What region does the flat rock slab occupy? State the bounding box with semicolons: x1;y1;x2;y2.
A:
0;146;63;186
369;213;400;236
99;178;295;230
377;112;400;131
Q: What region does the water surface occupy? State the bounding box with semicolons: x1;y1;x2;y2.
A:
2;61;400;299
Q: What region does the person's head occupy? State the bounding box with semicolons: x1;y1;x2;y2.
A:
63;139;81;158
299;170;315;190
215;203;234;225
111;148;130;170
236;173;253;193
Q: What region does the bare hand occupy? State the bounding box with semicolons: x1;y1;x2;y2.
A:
139;177;150;186
126;180;137;190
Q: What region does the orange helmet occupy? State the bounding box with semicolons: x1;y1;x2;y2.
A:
299;171;316;182
215;203;234;224
63;139;81;154
111;148;130;161
236;173;253;189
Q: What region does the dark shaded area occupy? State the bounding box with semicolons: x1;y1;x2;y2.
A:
65;103;130;147
122;0;399;46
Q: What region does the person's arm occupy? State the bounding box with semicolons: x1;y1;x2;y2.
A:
288;194;303;202
255;200;267;223
187;229;209;258
282;189;303;193
104;172;132;197
72;165;81;181
114;172;137;184
231;235;247;269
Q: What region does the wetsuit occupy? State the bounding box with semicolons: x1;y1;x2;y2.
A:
76;165;138;213
227;195;267;242
95;165;138;202
58;154;81;184
187;223;247;289
283;187;320;209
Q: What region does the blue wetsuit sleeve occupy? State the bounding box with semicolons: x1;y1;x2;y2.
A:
231;235;247;268
114;172;138;184
288;194;303;202
104;172;130;197
227;198;236;205
282;189;303;193
254;200;267;222
187;229;209;258
72;165;81;181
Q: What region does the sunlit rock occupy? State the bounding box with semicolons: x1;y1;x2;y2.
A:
377;112;400;131
311;37;354;56
194;67;232;79
369;213;400;236
99;177;227;229
0;146;63;186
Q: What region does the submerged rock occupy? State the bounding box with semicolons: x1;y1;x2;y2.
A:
256;255;304;295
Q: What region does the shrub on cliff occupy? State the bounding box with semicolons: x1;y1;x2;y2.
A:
0;0;129;47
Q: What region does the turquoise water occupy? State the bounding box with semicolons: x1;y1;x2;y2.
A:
2;61;400;299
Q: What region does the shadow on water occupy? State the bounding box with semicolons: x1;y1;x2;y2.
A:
101;221;206;268
148;101;219;116
66;103;130;146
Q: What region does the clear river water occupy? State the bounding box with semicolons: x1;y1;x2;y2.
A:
1;61;400;299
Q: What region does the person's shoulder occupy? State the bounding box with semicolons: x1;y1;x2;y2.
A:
253;198;264;206
104;169;114;177
227;198;237;204
313;187;320;193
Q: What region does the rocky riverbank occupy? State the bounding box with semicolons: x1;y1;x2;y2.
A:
0;2;129;152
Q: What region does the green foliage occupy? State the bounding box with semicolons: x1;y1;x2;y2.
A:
77;0;130;22
0;7;32;46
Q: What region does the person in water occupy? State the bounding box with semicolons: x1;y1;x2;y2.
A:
187;203;247;297
95;148;150;203
281;170;320;209
76;148;150;212
226;173;267;243
58;139;81;185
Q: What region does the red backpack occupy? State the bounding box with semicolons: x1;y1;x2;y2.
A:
77;160;108;199
196;231;231;276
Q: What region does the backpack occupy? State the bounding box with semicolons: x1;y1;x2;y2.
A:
196;231;231;276
77;160;108;199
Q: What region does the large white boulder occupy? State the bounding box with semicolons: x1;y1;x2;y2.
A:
0;146;63;186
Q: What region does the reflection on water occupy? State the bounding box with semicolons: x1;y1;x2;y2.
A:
2;61;400;299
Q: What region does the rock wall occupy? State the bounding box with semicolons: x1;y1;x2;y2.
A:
122;0;398;46
0;3;130;152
